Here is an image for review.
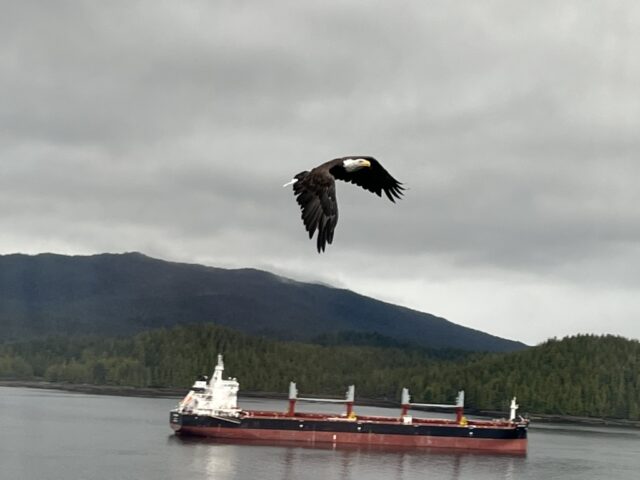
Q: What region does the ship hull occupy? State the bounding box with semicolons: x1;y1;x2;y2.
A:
171;412;527;454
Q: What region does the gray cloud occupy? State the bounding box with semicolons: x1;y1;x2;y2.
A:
2;0;640;344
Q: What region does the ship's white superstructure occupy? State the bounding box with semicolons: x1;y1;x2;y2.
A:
177;354;241;417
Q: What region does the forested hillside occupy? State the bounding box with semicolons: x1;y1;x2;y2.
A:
0;252;525;352
1;326;637;420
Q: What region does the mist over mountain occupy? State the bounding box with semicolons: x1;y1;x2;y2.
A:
0;252;526;352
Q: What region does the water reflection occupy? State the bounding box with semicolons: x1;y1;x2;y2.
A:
168;436;526;480
531;423;640;439
281;448;295;480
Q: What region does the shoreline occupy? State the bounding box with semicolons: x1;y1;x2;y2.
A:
2;380;638;429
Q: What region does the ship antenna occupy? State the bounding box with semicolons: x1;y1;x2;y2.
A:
509;397;519;421
212;354;225;383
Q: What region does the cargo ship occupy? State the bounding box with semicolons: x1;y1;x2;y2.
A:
170;355;528;453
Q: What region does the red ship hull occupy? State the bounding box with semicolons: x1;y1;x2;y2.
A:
177;425;527;453
171;411;528;454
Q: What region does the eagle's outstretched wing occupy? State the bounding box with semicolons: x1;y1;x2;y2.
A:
329;156;404;202
293;171;339;253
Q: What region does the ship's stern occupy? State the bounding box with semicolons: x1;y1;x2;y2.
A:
170;410;183;432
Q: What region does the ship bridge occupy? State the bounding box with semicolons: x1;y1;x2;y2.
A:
177;355;241;417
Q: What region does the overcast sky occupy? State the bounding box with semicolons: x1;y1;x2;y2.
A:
2;1;639;345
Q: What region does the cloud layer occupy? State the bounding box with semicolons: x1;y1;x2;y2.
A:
2;1;640;344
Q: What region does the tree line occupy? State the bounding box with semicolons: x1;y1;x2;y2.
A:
1;325;638;420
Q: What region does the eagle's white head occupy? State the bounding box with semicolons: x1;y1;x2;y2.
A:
343;158;372;172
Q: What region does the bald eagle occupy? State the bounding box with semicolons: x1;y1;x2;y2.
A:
284;156;404;252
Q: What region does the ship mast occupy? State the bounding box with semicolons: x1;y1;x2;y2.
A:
287;382;356;418
400;388;466;424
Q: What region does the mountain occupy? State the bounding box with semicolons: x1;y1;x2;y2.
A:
0;252;526;352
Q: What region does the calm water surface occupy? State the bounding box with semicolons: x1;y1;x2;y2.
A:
1;387;638;480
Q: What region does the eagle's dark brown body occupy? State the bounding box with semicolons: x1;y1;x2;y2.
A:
289;156;404;252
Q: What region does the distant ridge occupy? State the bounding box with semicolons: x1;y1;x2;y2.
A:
0;252;527;352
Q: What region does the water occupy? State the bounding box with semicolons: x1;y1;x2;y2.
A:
1;387;638;480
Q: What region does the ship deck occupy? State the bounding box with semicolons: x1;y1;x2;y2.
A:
241;410;520;429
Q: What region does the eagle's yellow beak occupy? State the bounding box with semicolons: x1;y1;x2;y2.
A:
360;159;371;168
